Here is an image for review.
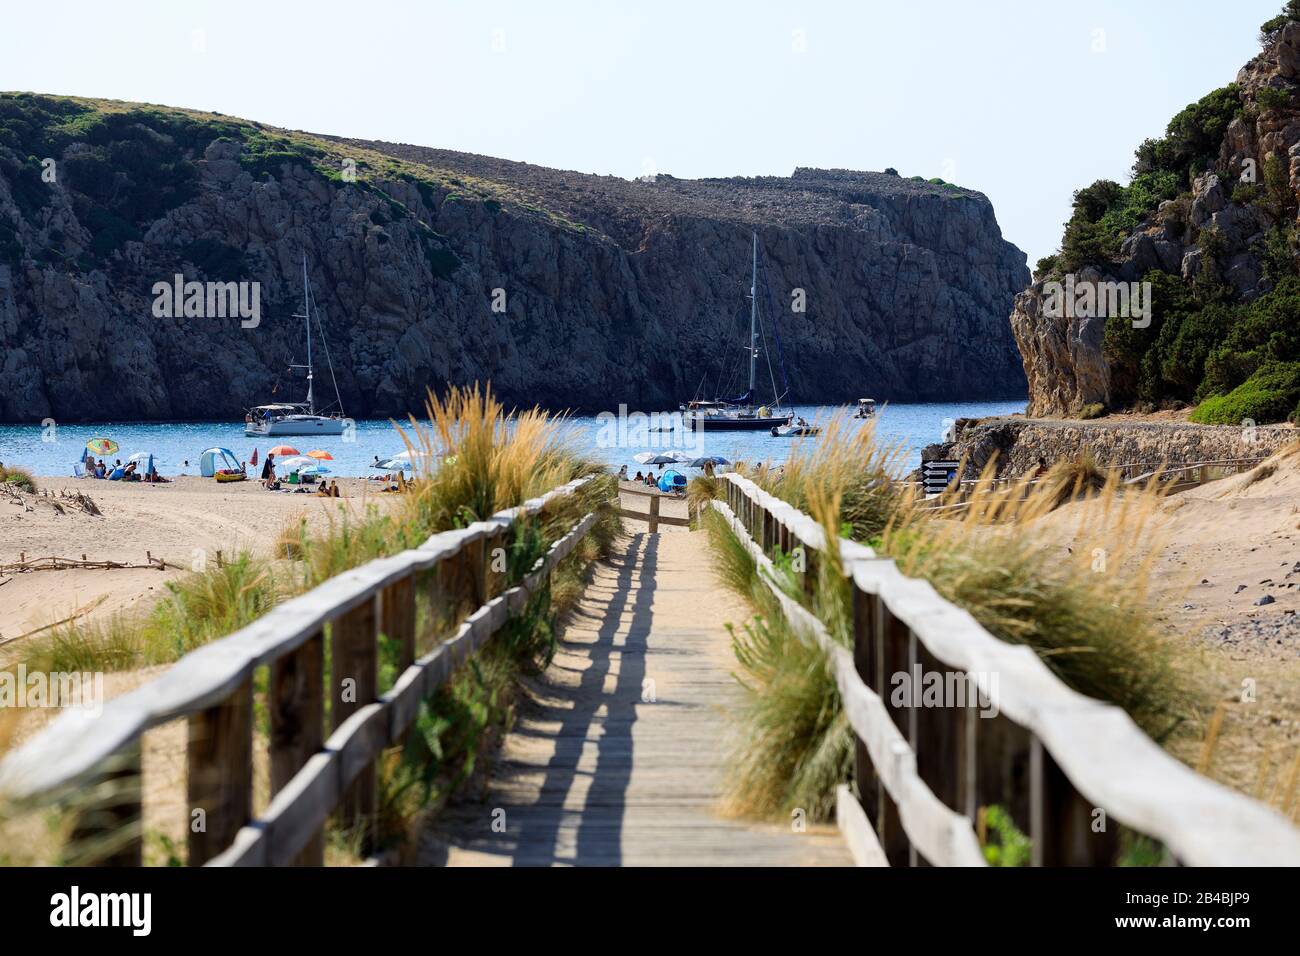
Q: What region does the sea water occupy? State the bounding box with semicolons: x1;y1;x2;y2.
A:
0;401;1024;478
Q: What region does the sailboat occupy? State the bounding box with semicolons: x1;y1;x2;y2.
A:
245;253;347;437
680;232;793;432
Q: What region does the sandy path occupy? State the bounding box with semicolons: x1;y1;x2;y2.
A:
0;475;398;644
421;530;851;866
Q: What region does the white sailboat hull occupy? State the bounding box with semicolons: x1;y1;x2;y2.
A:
245;416;346;437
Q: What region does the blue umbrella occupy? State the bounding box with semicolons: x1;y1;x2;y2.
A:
687;456;729;468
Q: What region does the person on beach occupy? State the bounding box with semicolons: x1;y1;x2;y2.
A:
634;471;643;482
260;453;275;489
618;464;628;480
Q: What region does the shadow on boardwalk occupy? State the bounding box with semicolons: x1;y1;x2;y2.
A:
419;531;850;867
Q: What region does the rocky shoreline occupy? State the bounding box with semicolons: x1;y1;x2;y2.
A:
922;415;1296;477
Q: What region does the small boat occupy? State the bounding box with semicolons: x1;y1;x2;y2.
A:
246;253;347;437
855;398;877;419
771;421;821;437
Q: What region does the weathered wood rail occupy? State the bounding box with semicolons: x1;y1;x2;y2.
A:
716;473;1300;866
0;475;604;867
616;480;692;532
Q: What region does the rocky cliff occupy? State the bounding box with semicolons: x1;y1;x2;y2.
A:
1012;13;1300;424
0;94;1028;423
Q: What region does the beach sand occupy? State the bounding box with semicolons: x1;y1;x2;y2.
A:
1030;451;1300;807
0;475;399;646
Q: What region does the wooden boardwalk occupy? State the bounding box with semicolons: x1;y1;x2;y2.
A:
420;531;852;866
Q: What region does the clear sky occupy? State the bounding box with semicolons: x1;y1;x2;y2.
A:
0;0;1282;265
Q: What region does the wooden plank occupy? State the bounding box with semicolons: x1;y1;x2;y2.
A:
617;507;690;527
331;596;378;846
187;679;253;866
381;576;417;670
836;784;888;866
432;530;853;867
268;631;324;866
649;495;660;533
68;744;142;866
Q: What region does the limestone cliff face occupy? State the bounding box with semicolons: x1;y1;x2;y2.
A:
0;96;1028;422
1011;21;1300;418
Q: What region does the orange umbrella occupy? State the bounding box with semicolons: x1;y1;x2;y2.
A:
268;445;299;457
306;449;334;460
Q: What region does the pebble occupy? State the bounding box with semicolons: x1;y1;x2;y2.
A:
1256;594;1277;606
1235;584;1247;593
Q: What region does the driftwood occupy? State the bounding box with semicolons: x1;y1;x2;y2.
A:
0;554;168;574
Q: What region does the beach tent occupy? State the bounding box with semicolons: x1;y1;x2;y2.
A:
657;469;687;493
199;447;241;477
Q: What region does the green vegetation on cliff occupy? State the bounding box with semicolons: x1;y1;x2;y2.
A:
1033;4;1300;424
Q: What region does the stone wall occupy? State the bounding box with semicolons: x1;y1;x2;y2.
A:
922;417;1295;478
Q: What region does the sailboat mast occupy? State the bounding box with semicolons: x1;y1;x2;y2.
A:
302;252;314;415
748;231;758;406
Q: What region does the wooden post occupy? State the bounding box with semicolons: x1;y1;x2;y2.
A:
972;712;1034;853
331;597;378;848
874;599;911;865
649;494;660;533
187;679;253;865
483;527;507;601
69;744;143;866
851;584;879;825
802;547;818;601
269;633;325;865
381;576;417;671
1030;738;1120;865
914;643;967;812
466;534;488;606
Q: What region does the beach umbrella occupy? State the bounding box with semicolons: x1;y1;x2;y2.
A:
86;437;118;456
268;444;300;457
277;456;316;472
249;448;259;467
306;449;334;460
127;452;157;474
687;456;729;468
295;464;330;476
633;451;691;466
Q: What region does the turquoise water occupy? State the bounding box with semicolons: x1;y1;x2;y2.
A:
0;401;1024;478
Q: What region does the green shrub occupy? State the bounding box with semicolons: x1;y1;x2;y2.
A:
0;464;36;492
1078;402;1106;419
1256;86;1296;111
1191;361;1300;423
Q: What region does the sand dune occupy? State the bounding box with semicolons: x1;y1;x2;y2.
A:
0;476;398;646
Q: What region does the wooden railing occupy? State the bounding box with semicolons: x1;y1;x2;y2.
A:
716;473;1300;866
616;480;692;532
0;475;604;866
